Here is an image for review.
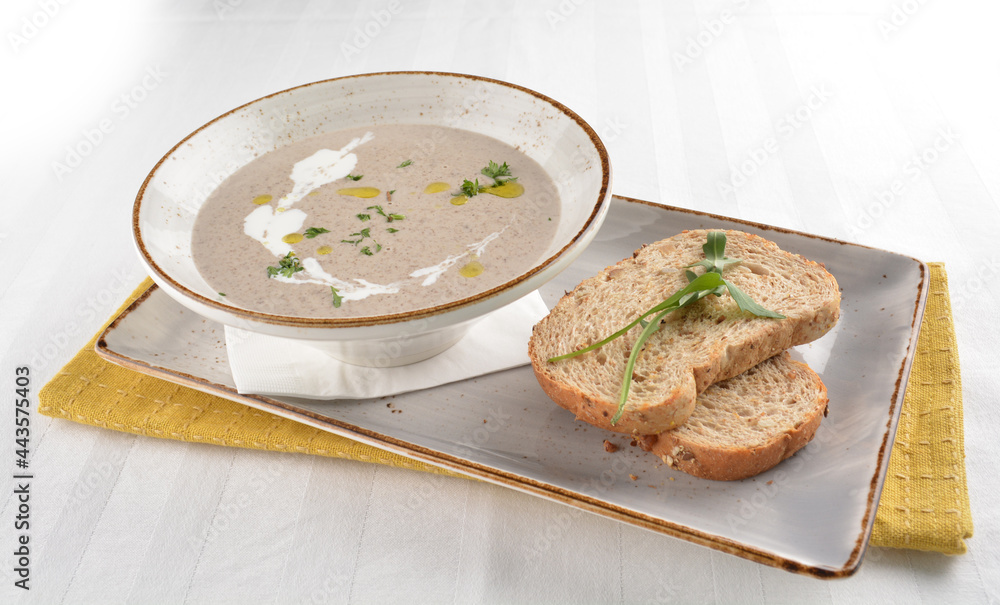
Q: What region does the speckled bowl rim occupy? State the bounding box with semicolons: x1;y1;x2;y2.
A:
132;71;612;329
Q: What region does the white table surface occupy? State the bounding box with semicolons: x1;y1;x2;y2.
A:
3;0;999;602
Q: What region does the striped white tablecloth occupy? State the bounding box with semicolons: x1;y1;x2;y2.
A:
3;0;997;602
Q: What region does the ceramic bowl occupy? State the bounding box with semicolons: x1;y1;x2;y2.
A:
133;72;612;366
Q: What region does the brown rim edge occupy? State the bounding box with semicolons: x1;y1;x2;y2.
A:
110;195;929;579
132;71;612;329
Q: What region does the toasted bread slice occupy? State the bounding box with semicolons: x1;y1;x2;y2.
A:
637;352;828;481
528;229;839;434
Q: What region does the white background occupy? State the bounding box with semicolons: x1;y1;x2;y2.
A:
3;0;999;603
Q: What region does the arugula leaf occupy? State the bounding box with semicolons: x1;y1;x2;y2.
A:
266;252;304;278
686;231;743;274
548;232;785;426
304;227;330;239
547;272;726;364
330;286;343;308
723;279;785;318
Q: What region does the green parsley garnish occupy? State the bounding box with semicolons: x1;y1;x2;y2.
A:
461;179;484;198
388;189;396;195
266;252;305;278
345;174;363;181
397;160;412;168
218;292;226;296
481;160;517;185
386;227;399;233
343;207;397;253
330;286;343;308
304;227;330;239
548;232;784;425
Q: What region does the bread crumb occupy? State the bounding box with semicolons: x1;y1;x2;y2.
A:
603;439;618;453
629;474;638;481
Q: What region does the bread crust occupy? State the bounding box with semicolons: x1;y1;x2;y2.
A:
637;354;828;480
528;229;840;435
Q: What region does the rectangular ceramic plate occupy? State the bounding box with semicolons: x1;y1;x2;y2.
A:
97;196;927;578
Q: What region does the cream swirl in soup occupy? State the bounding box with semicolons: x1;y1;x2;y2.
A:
191;125;561;318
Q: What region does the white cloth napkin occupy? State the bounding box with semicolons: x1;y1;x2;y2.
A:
225;291;549;399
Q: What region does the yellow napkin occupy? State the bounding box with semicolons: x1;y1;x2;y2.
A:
872;263;973;553
39;265;973;553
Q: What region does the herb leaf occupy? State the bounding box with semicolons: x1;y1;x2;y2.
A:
357;213;371;222
304;227;330;239
461;179;483;198
481;160;517;184
723;279;785;318
686;231;743;274
266;252;305;278
330;286;343;308
367;205;387;217
548;232;785;426
346;174;363;181
397;160;412;168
